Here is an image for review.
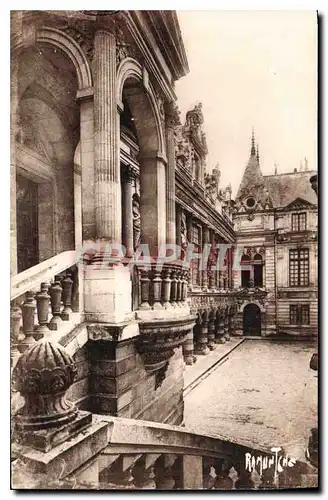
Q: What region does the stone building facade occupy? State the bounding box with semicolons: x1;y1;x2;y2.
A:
10;10;238;430
233;131;318;338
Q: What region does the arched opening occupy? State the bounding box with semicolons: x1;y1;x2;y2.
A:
241;254;251;288
119;72;165;256
14;45;79;272
253;253;263;287
243;303;261;336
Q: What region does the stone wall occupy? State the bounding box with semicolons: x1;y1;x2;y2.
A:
88;339;185;426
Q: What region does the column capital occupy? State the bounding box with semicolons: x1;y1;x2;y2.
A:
122;165;135;184
165;101;181;129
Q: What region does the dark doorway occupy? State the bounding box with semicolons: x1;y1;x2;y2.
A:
16;174;39;273
243;303;261;336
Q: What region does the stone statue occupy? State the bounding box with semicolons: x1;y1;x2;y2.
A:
132;195;141;251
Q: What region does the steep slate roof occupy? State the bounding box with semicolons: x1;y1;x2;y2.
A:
235;132;266;202
264;170;317;208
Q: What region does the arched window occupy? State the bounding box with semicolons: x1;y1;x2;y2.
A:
241;254;251;288
253;253;263;287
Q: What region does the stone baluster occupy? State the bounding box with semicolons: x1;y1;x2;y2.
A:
175;269;181;304
162;266;172;308
61;272;73;321
11;301;22;361
182;270;189;301
103;455;140;488
152;268;163;310
155;454;178;490
235;469;255;490
208;269;215;290
139;269;151;310
182;328;196;365
132;455;159;489
203;457;215;489
49;275;63;330
170;269;178;307
212;460;233;490
20;291;36;351
207;312;216;350
35;282;50;339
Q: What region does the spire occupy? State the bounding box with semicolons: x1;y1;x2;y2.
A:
251;127;256;156
256;144;260;163
236;131;266;203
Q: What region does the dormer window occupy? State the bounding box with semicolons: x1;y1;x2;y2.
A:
245;197;256;209
292;212;306;232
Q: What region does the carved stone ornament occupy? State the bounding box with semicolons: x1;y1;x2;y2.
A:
136;316;196;387
12;340;77;431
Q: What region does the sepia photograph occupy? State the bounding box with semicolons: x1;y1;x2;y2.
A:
10;8;318;491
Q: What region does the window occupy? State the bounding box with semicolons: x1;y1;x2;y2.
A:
253;253;263;287
191;224;201;285
289;249;309;286
245;197;256;209
290;304;310;325
292;213;306;232
241;254;251;287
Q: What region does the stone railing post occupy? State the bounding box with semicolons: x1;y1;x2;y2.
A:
49;275;63;331
155;454;178;490
139;269;151;310
20;291;36;351
181;455;203;489
162;266;172;308
35;282;50;339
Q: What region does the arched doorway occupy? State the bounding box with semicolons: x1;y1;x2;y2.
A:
243;303;261;336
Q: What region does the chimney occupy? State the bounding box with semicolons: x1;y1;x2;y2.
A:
294;168;297;173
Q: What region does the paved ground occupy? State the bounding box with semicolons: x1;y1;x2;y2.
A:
184;340;318;462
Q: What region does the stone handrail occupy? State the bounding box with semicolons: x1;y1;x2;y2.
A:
11;250;77;300
10;250;80;360
13;413;287;490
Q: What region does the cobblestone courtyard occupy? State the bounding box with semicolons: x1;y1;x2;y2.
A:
184;340;318;463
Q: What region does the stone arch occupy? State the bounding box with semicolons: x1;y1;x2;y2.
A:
117;57;167;254
239;300;265;314
116;57;165;155
12;27;93;92
243;303;262;336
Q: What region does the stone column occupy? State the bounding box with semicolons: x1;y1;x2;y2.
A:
165;101;179;246
202;226;210;289
121;166;134;257
93;30;121;243
176;205;182;247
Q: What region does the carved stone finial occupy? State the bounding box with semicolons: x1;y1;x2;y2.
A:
12;340;77;432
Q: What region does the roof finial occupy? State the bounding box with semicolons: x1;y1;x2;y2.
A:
304;156;308;171
274;162;278;175
251;127;256;156
256;144;260;163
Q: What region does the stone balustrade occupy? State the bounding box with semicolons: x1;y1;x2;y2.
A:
11;339;313;490
136;262;189;311
10;252;80;365
12;411;287;490
182;290;239;365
